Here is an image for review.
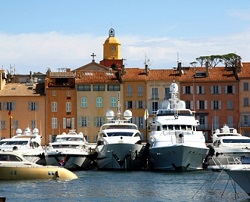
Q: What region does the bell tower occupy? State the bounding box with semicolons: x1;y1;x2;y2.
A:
100;28;123;69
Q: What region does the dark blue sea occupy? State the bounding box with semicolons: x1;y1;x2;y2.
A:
0;170;249;202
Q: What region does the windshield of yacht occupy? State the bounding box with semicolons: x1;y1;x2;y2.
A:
0;140;28;145
52;145;80;148
55;137;84;142
0;154;23;161
106;132;137;137
222;139;250;143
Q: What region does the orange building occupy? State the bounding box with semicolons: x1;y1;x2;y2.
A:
0;71;46;144
45;68;76;144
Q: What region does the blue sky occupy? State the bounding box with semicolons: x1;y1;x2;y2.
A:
1;0;250;74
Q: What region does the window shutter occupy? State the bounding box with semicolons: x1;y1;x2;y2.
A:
211;101;214;109
63;118;66;129
205;101;207;109
182;86;185;94
71;118;75;129
196;101;199;109
219;86;221;94
233;86;235;93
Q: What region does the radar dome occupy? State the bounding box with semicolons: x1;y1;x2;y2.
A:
106;110;115;120
124;110;132;120
16;128;22;135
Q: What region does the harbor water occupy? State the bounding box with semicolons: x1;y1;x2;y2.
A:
0;170;249;202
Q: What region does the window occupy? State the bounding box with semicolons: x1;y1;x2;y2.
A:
77;85;91;91
244;130;249;137
227;100;233;109
51;102;57;112
211;100;221;109
127;86;132;96
107;84;120;91
152;88;158;99
138;117;144;129
138;85;143;97
165;87;170;99
0;102;2;110
183;86;193;94
197;100;206;110
110;97;117;108
4;102;15;110
29;102;38;111
93;84;105;91
137;101;144;109
185;101;193;110
66;91;71;97
243;82;249;91
244;98;249;107
196;86;204;94
243;115;250;126
227;116;233;128
52;90;56;96
152;102;159;113
31;120;36;129
81;97;87;108
66;102;71;112
213;116;219;129
52;118;57;129
126;101;133;109
0;121;6;130
94;117;105;127
211;86;221;94
225;85;235;94
13;120;18;130
96;97;103;108
79;117;90;127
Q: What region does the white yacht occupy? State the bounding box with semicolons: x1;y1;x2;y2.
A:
0;151;78;180
148;82;209;171
206;125;250;168
0;127;45;164
45;129;94;170
95;109;146;170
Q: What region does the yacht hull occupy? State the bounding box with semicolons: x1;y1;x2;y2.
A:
149;145;208;171
46;153;91;170
225;168;250;196
0;165;77;180
96;143;145;170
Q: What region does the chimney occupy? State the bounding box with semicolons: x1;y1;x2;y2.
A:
205;61;209;77
177;62;183;75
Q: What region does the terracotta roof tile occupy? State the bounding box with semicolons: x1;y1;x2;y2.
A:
0;83;44;96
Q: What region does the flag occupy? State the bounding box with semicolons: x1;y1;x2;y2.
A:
144;109;149;120
8;110;12;119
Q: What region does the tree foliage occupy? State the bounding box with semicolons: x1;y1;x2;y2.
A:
195;53;241;67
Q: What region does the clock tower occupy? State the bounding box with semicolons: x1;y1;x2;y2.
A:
100;28;123;69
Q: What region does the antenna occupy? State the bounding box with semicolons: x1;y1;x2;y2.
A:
177;52;179;63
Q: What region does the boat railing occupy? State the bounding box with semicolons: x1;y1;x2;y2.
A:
211;156;243;168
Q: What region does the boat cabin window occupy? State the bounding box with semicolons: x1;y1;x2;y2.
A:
175;125;180;130
107;132;134;137
181;125;186;130
53;145;79;148
0;154;23;161
0;141;28;145
168;125;174;130
55;137;84;142
222;139;250;143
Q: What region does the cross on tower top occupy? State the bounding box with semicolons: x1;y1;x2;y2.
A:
91;53;96;62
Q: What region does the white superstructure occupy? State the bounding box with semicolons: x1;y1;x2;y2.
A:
45;129;94;170
95;109;146;170
148;82;208;171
